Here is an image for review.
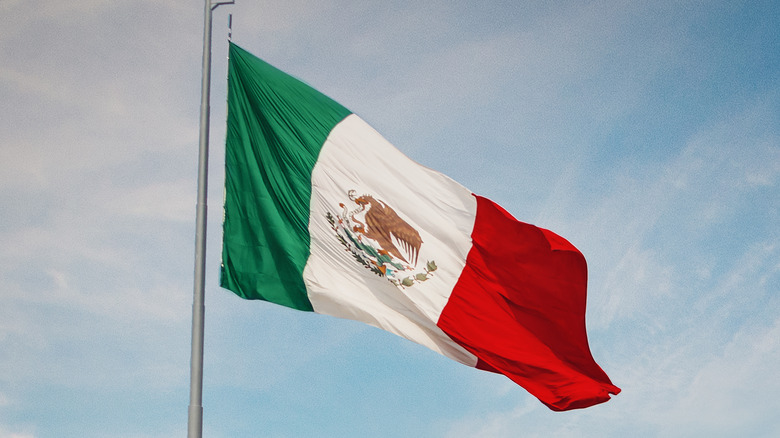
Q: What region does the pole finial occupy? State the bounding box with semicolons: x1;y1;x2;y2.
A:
211;0;235;11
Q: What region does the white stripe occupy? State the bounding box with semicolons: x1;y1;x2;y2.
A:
304;115;478;366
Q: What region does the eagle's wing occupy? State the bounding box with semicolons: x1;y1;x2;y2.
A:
389;225;423;266
366;200;423;265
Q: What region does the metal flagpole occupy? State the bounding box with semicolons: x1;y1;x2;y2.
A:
189;1;233;437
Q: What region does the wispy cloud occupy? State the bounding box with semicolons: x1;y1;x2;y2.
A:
1;0;778;436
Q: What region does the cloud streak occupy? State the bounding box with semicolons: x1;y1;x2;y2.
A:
1;1;778;436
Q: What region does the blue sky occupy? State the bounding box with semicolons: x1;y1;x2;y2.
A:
1;1;778;437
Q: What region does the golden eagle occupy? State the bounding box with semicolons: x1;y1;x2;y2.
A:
348;191;423;266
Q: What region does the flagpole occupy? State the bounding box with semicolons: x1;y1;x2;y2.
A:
189;1;233;437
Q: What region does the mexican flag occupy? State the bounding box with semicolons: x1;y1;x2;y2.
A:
220;42;620;411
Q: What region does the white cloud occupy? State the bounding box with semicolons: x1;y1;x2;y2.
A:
0;431;35;438
99;179;196;223
654;315;780;436
580;92;780;328
0;0;778;436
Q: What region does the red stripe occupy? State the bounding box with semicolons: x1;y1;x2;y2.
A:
438;195;620;411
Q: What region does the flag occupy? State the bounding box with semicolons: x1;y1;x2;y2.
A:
220;42;620;411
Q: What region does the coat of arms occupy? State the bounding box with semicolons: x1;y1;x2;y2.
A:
326;190;437;288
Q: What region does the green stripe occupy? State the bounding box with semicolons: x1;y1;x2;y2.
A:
220;43;351;311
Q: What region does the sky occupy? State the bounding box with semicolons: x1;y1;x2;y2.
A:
1;0;779;437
